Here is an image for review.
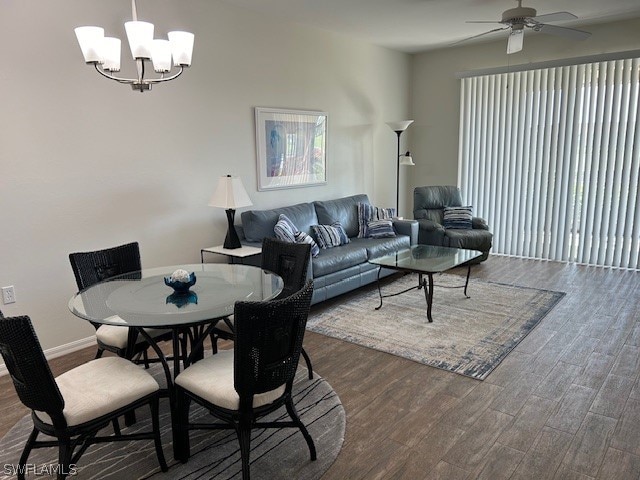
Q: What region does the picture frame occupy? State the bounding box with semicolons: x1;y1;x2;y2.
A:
255;107;327;191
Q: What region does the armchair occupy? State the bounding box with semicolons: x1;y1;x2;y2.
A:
413;185;492;262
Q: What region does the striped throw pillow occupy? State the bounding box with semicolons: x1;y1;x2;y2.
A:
311;222;350;249
357;203;395;238
273;214;298;242
443;206;473;229
367;219;396;238
294;231;320;257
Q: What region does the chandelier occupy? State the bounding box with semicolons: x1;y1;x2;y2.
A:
74;0;194;92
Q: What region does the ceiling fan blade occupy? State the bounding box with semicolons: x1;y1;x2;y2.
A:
531;11;577;23
451;26;510;47
538;24;591;40
466;21;503;24
507;29;524;54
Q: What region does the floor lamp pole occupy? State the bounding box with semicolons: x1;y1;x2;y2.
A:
395;130;402;215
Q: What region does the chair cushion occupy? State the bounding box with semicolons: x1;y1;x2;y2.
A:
96;324;171;350
175;349;285;411
445;228;493;252
443;206;473;229
35;357;159;427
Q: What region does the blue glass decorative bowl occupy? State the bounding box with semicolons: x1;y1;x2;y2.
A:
164;272;196;293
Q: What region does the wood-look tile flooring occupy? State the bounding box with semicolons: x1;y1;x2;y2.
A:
1;256;639;479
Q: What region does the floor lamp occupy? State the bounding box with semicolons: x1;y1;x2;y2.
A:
386;120;415;216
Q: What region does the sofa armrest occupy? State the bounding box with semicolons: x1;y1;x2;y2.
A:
393;219;419;245
472;217;489;230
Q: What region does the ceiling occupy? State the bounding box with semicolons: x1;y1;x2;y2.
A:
220;0;640;53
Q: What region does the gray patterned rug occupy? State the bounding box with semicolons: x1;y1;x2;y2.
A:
308;272;565;380
0;366;344;479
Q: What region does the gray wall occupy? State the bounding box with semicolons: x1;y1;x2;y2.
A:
0;0;411;351
408;17;640;211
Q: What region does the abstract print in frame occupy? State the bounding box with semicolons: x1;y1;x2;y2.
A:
255;107;327;191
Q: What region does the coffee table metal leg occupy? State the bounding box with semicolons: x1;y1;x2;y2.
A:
464;264;472;298
375;266;383;310
423;273;434;322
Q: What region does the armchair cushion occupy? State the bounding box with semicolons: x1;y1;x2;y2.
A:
443;206;473;230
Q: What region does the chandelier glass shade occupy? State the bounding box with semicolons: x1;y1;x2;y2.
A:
74;0;194;92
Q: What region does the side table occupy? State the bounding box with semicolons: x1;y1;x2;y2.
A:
200;245;262;264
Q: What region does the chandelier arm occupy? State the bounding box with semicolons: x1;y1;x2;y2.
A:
146;67;184;85
93;63;138;84
93;63;185;85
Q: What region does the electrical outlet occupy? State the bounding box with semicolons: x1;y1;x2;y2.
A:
2;286;16;304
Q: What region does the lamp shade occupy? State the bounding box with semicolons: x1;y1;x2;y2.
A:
399;152;415;166
151;39;172;73
124;20;154;59
75;26;105;63
386;120;414;132
208;175;252;209
168;31;194;66
102;37;121;71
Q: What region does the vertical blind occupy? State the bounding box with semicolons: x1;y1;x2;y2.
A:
459;57;640;269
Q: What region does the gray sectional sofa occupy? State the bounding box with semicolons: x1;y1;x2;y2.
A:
237;194;418;305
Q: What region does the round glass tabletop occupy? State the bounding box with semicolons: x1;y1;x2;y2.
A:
69;264;284;328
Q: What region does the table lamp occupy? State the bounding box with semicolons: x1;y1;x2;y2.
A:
208;175;253;249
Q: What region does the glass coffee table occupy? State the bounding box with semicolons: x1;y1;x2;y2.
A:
369;245;483;322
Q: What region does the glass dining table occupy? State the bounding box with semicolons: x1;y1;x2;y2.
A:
69;263;283;458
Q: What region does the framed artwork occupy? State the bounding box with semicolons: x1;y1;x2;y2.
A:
255;107;327;191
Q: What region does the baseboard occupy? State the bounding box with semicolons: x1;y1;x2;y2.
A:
0;335;96;377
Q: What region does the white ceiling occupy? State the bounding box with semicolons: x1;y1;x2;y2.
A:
219;0;640;53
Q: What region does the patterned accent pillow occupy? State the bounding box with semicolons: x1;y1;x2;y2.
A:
357;203;395;238
311;222;350;249
367;219;396;238
443;206;473;229
273;214;298;243
294;231;320;257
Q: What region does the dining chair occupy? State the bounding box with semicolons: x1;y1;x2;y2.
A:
174;281;316;479
213;237;316;378
0;315;168;480
69;241;173;364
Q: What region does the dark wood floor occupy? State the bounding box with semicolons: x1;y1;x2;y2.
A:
1;256;639;479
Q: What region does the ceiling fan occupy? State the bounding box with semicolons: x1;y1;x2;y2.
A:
457;0;591;54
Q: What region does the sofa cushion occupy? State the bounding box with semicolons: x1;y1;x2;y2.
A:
311;242;368;277
350;236;411;260
314;194;369;238
241;202;318;242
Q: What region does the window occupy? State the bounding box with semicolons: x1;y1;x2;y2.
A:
459;58;640;269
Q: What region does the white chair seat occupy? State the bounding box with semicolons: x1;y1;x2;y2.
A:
215;317;234;334
35;357;159;427
96;324;171;349
175;349;285;411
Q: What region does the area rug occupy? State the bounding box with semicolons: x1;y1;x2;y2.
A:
0;365;345;480
308;273;565;380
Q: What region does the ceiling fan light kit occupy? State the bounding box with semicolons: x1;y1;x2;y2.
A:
458;0;591;54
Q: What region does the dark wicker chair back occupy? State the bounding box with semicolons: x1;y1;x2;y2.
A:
0;316;65;423
233;281;313;398
69;241;141;291
261;238;311;300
